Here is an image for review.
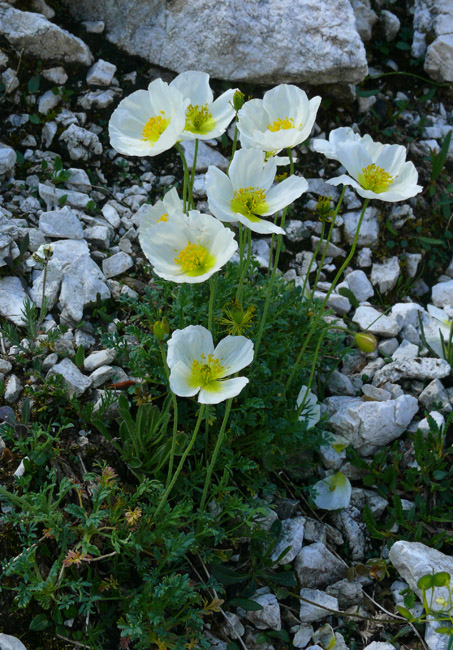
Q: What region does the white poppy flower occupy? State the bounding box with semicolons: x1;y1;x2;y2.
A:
139;210;237;284
167;325;254;404
170;70;236;141
423;305;453;361
327;139;422;202
312;472;352;510
237;85;321;155
296;385;321;429
138;188;184;243
108;78;189;157
311;126;375;159
205;148;308;235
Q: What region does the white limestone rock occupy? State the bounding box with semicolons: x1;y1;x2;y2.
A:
0;276;33;326
419;379;451;412
370;256;400;294
294;542;346;588
389;541;453;613
0;634;28;650
38;89;61;114
181;140;229;173
59;124;102;161
381;10;400;41
86;58;117;86
412;0;453;82
271;517;305;565
42;66;68;84
299;589;339;623
0;2;92;65
350;0;378;41
84;349;117;372
432;279;453;309
0;143;16;176
323;394;419;456
372;357;451;385
352;305;400;337
102;252;134;278
245;589;281;631
38;183;91;210
30;260;63;309
4;374;23;404
343;207;379;247
47;358;91;397
345;269;374;302
63;0;367;86
31;239;89;271
39;207;84;240
60;255;110;322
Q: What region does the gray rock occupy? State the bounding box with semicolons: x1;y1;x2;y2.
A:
0;359;12;373
47;357;91;397
102;252;134;278
425;617;452;650
42;66;68;84
294;542;346;588
84;349;116;371
221;612;244;640
30;0;55;19
86;58;116;86
0;276;33;326
39;207;84;239
60;255;110;322
343;207;379;247
370;256;400;294
327;370;355;396
0;143;16;176
331;506;366;560
293;625;314;648
391;302;424;329
245;589;281;631
0;3;92;65
418;411;445;436
419;379;451;412
0;633;28;650
381;9;400;41
346;270;374;302
42;352;58;371
65;168;91;192
372;357;451;385
38;183;91;210
38;89;61;114
64;0;367;86
78;88;117;110
89;365;116;388
392;340;419;362
59;124;102;161
432;279;453;309
181;140;229;173
82;20;105;33
29;260;63;309
83;225;112;248
363;644;397;650
1;67;19;93
299;589;339;623
326;578;364;608
324;394;419;456
361;384;391;401
352;306;400;337
303;517;344;547
389;541;453;613
350;0;378;41
4;374;23;404
271;517;305;565
311;237;346;258
357;247;372;267
32;239;89;270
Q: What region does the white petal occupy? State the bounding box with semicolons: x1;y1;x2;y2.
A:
297;385;320;429
228;149;267;190
169;361;200;397
374;144;407;175
167;325;214;369
170;70;212;106
312;473;352;510
235;213;285;235
263;175;308;214
427;304;450;323
335;142;372;179
213;336;254;377
198;377;249;404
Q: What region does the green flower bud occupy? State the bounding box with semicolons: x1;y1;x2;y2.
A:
153;321;166;341
233;90;245;112
354;332;378;353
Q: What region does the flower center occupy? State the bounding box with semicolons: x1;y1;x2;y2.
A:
191;353;226;386
230;187;268;222
157;213;168;223
357;164;394;193
174;241;214;276
184;103;216;135
267;117;296;132
142;111;170;144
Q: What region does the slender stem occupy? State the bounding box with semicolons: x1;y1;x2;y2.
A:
296;326;327;418
301;220;325;300
199;398;233;516
208;273;218;332
236;228;251;303
159;343;179;488
155;405;205;517
284;197;370;395
237;222;245;278
254;147;294;360
175;143;189;214
227;123;238;173
188;138;199;210
310;186;346;298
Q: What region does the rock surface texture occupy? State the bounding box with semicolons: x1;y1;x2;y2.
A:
412;0;453;82
63;0;368;85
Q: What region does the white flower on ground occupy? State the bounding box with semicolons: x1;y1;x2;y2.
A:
108;78;188;156
167;325;254;404
423;305;453;361
138;188;184;242
237;84;321;155
170;70;237;140
327;139;422;202
139;210;237;284
311;126;375;159
206;148;308;235
296;385;321;429
312;472;352;510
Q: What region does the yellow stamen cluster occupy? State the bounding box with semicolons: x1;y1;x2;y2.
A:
142;111;169;143
218;300;256;336
184;103;215;135
174;241;209;274
315;195;335;223
191;353;225;386
358;164;394;193
267;117;296;132
157;212;169;223
230;186;268;222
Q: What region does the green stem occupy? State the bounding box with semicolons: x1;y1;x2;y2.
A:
155;405;205;517
227;123;239;173
309;185;346;300
254;147;294;360
296;326;328;418
284;197;370;395
188;138;199;210
300;219;325;300
208;273;218;332
199;398;233;516
236;228;251;303
159;343;179;488
175;143;190;214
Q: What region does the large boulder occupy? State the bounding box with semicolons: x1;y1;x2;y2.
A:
0;3;92;66
412;0;453;82
63;0;368;85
